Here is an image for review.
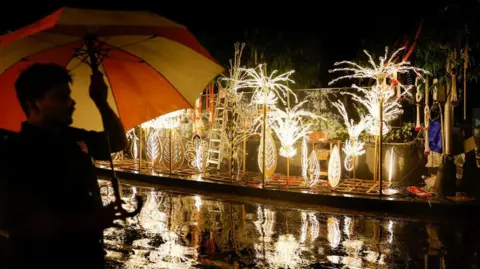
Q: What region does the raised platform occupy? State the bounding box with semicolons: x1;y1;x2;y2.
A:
96;164;479;220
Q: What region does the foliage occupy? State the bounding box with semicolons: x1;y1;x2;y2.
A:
303;89;348;141
362;122;416;143
314;114;349;141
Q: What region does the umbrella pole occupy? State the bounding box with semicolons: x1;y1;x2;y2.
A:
85;36;142;215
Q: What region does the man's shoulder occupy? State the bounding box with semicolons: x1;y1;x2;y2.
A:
0;132;23;152
66;127;103;139
0;132;28;166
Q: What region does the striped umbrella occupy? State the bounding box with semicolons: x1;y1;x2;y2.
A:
0;7;224;132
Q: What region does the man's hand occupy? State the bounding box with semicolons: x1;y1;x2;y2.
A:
89;71;109;106
96;202;127;230
90;70;128;152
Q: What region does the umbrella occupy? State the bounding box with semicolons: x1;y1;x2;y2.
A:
0;7;224;132
0;7;224;217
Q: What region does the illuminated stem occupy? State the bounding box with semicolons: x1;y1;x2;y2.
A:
262;102;267;188
202;144;207;176
374;136;378;182
353;140;356;180
379;99;384;198
231;100;237;182
243;125;247;175
286;89;290;188
286;158;290;188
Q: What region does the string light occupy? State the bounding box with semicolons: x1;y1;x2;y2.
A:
268;100;318;158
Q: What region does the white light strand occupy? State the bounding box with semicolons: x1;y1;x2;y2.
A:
229;64;297;106
331;101;366;172
329;46;430;138
268;100;318;158
329;47;429;87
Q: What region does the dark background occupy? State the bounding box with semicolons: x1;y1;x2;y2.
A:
0;0;450;86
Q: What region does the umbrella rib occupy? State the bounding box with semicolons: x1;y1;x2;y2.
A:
100;61;122;123
112;35;157;50
26;33;80;48
67;53;90;72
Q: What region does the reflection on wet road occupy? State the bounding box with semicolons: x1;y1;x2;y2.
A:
100;181;479;268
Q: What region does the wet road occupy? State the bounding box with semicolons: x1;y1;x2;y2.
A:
100;181;479;269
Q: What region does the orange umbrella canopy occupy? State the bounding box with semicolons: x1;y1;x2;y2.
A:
0;7;224;132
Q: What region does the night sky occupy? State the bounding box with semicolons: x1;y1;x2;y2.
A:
0;0;447;75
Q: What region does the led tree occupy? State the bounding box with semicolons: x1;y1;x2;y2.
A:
332;101;367;180
329;47;429;194
217;43;259;180
230;64;296;186
268;100;318;184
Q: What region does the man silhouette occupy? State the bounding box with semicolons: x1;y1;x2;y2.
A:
0;63;128;269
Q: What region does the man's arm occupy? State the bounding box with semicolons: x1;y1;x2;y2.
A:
94;101;127;153
89;71;127;153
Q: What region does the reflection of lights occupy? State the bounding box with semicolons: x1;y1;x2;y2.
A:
125;232;197;269
309;213;320;242
301;212;320;244
343;239;364;251
131;187;137;201
343;239;364;268
194;195;202;212
344;216;352;238
387;220;394;244
269;234;302;269
254;206;276;267
138;191;166;234
327;216;341;249
363;250;379;263
300;212;307;244
327;255;340;264
149;232;197;268
254;206;276;243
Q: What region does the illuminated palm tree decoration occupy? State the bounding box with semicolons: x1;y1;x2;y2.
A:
230;64;297;186
329;46;429;194
332;101;366;178
342;85;402;136
329;47;428;87
269;100;318;158
236;64;297;107
267;100;319;186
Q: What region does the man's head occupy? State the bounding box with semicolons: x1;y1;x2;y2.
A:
15;63;76;128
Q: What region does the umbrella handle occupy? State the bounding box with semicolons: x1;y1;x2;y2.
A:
85;35;143;218
120;191;144;218
105;131;143;218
